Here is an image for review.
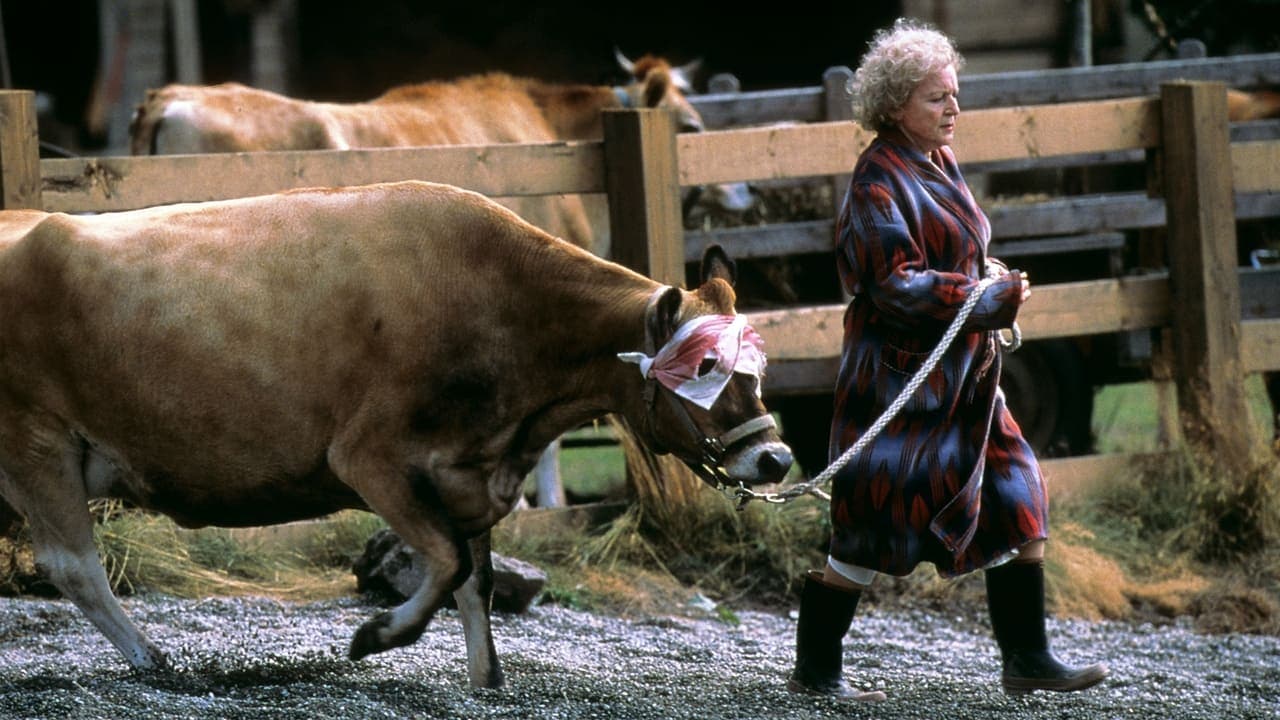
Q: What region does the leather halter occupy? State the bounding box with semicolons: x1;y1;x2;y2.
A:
635;289;777;492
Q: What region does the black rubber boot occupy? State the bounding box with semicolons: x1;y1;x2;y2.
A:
786;570;886;702
985;559;1109;695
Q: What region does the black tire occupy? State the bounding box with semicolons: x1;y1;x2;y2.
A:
999;339;1094;457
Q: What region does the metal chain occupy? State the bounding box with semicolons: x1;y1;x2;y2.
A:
734;272;1016;508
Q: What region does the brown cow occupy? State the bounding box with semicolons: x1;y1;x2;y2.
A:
1227;87;1280;121
0;180;790;688
128;52;753;257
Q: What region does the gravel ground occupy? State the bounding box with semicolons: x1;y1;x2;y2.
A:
0;593;1277;720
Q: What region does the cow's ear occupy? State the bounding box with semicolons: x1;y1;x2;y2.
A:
671;58;702;93
642;68;671;108
646;286;684;347
700;244;737;288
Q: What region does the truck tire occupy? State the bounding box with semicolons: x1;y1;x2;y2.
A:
775;340;1094;480
999;339;1094;457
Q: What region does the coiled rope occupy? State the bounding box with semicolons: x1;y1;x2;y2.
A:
733;269;1020;508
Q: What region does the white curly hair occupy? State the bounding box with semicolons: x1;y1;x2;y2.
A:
851;18;965;133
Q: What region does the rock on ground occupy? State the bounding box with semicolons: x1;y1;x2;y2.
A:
0;594;1277;719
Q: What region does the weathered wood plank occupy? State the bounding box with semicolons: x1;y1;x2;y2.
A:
691;87;825;129
1016;276;1171;338
0;90;42;209
682;188;1182;265
1242;319;1280;373
1241;267;1280;320
1231;140;1280;193
986;192;1167;236
688;52;1280;127
961;52;1280;109
40;141;605;213
683;219;832;262
602;109;685;288
746;275;1171;362
1161;81;1251;461
963;121;1280;175
679;98;1159;186
677;121;874;186
954;97;1161;164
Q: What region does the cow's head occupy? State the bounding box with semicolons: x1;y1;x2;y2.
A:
614;48;706;133
618;246;793;490
614;50;757;216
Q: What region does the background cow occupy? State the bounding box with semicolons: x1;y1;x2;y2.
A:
128;50;754;259
0;180;791;689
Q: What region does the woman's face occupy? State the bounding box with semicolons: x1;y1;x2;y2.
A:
891;64;959;154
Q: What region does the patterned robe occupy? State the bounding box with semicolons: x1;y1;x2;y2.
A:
828;130;1048;578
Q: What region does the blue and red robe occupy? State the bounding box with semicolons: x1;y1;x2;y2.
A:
828;129;1048;578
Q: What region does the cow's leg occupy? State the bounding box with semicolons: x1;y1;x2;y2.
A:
344;487;467;663
452;531;503;688
0;447;166;670
330;442;488;677
532;439;566;508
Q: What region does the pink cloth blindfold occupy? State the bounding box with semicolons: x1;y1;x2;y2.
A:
618;314;767;410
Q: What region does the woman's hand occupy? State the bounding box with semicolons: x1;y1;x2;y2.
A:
1018;272;1032;302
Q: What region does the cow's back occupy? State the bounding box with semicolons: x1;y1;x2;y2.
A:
130;82;347;154
131;79;595;250
0;182;571;524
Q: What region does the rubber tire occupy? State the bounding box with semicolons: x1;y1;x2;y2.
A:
999;339;1094;457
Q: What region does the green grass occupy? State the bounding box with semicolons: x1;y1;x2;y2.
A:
1092;375;1275;453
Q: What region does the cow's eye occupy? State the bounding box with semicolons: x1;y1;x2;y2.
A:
697;357;717;376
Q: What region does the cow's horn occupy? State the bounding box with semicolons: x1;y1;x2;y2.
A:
614;47;635;76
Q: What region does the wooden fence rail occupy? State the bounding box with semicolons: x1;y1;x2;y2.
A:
688;51;1280;128
0;77;1275;495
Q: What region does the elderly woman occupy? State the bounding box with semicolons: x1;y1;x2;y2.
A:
787;19;1108;701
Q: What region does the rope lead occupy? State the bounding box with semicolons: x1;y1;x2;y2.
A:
734;272;1017;509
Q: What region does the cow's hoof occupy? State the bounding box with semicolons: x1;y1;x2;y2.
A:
349;613;392;661
349;611;427;661
127;643;169;673
470;665;505;690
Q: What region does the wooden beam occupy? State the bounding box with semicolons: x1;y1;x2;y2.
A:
40;141;606;213
677;120;873;186
960;52;1280;108
685;53;1280;128
1016;275;1171;338
954;97;1161;164
1242;319;1280;373
1231;140;1280;193
747;275;1171;362
0;90;41;209
1159;81;1252;461
678;97;1159;186
602;109;685;287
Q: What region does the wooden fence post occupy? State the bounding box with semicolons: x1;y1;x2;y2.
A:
823;66;855;217
601;107;703;505
601;108;685;287
1158;80;1252;463
0;90;42;209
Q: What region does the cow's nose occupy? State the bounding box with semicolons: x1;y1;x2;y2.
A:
757;446;793;483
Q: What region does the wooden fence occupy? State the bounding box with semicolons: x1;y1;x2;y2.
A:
0;75;1276;497
684;52;1280;271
